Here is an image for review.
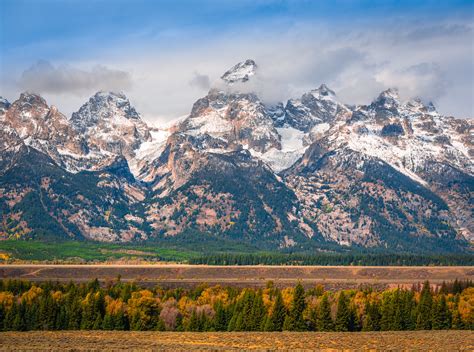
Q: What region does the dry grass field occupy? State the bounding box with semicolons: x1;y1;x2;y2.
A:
0;264;472;289
0;331;472;351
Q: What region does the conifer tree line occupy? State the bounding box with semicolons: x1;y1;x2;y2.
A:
0;279;472;332
189;253;474;266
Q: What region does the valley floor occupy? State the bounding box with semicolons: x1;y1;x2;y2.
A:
0;330;472;351
1;264;472;289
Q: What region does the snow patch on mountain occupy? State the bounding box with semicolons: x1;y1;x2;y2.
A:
251;126;308;172
221;59;257;84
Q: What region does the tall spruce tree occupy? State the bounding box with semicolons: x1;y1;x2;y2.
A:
318;294;334;331
283;283;307;331
265;290;286;331
432;295;451;330
363;301;381;331
335;292;350;332
416;281;433;330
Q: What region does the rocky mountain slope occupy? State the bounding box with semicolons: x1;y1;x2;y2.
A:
0;59;472;252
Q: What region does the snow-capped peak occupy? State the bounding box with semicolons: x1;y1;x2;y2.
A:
71;91;141;132
309;84;337;100
373;88;400;107
221;59;257;84
16;92;49;108
0;97;10;115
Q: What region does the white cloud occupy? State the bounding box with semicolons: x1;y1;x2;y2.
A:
4;18;473;121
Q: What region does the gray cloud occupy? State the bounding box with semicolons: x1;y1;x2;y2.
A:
189;72;211;90
19;60;132;95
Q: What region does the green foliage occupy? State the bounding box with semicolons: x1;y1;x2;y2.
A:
283;283;306;331
416;281;433;330
264;290;286;331
335;292;350;332
0;279;471;332
318;294;334;331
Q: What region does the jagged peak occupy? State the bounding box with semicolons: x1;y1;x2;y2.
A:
221;59;257;84
72;90;141;127
376;88;400;101
93;90;127;101
426;101;437;113
16;92;48;107
405;97;438;114
0;97;10;113
309;84;337;99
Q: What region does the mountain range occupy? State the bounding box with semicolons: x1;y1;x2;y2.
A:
0;60;472;253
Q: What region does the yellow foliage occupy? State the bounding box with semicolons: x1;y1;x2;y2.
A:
0;252;10;260
106;297;125;315
178;296;194;315
352;291;367;316
281;287;294;309
51;290;63;302
21;286;43;304
197;286;228;306
0;292;14;309
262;291;273;312
458;287;474;325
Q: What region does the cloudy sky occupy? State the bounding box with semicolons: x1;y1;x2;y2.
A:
1;0;473;123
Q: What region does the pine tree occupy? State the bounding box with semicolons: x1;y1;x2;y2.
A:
39;292;57;330
250;291;266;331
67;297;82;330
102;314;115;330
391;290;402;331
175;313;184;332
400;291;416;330
12;301;27;331
0;305;5;331
318;294;334;331
348;304;360;331
4;301;18;331
451;309;464;330
265;290;286;331
284;283;307;331
188;309;200;331
432;295;450;330
308;306;318;331
335;292;350;332
213;301;228;331
114;310;128;330
363;301;381;331
380;293;393;331
156;318;166;331
416;281;433;330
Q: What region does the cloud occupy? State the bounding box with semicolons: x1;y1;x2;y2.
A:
5;15;472;120
18;60;132;95
189;72;211;90
401;24;472;42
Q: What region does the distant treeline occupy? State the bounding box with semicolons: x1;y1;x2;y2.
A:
0;279;472;332
189;253;474;266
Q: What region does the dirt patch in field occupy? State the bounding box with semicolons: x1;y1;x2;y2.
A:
0;331;472;351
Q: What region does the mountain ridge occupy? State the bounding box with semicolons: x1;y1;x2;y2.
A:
0;59;472;253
